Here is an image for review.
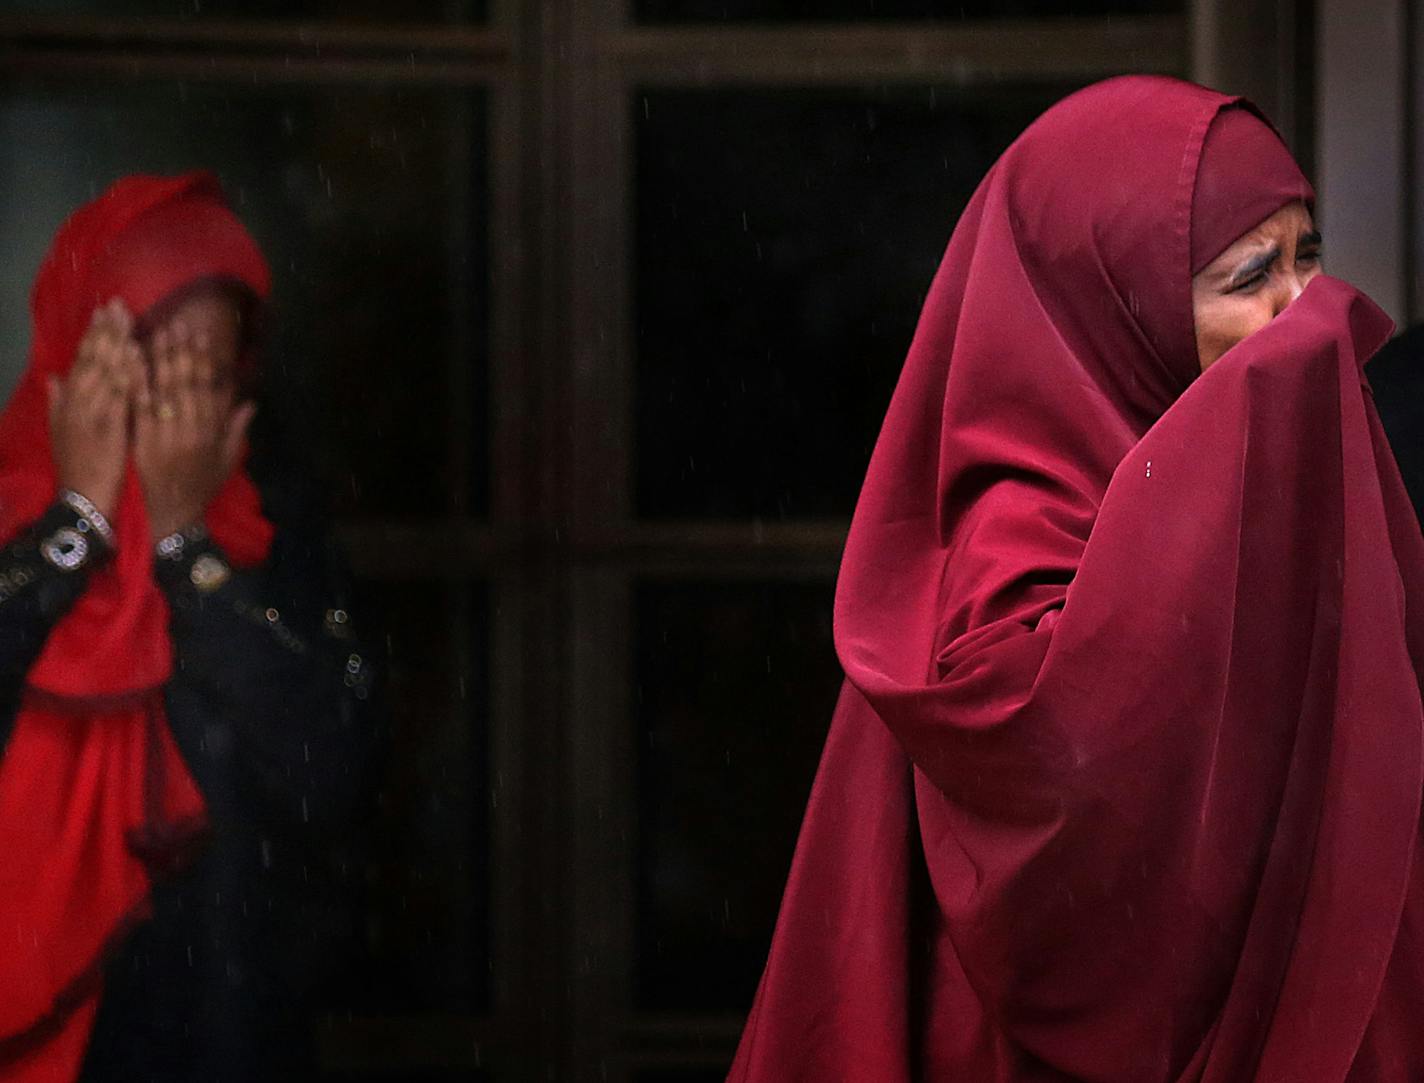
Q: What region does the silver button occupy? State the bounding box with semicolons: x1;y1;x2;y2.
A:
40;527;88;572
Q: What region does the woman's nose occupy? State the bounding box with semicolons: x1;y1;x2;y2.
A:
1273;274;1308;316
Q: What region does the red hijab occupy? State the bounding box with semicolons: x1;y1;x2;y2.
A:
730;76;1424;1081
0;173;274;1081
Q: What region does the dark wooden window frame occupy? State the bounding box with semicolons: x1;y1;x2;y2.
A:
559;3;1188;1079
0;3;1228;1078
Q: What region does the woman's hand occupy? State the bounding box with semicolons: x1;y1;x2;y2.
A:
134;318;256;541
47;299;142;518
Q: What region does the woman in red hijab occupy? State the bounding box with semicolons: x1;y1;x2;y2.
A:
0;174;379;1082
730;76;1424;1081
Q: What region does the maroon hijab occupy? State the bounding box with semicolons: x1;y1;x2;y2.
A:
729;76;1424;1081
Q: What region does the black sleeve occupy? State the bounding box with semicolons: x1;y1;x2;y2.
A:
154;525;382;836
0;500;114;753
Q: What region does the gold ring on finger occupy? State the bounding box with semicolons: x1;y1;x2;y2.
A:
156;401;177;421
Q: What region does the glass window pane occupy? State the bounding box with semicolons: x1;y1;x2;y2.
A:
0;79;488;519
317;580;490;1014
635;580;840;1011
9;0;485;21
638;0;1178;19
635;84;1077;519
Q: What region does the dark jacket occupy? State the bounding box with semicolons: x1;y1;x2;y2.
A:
0;469;380;1081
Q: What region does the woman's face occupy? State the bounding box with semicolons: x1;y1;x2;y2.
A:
1191;200;1321;373
148;289;246;407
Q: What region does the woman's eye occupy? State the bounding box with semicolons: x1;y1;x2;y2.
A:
1298;250;1321;265
1229;271;1268;293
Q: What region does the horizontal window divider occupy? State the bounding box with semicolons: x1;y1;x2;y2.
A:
339;519;514;576
341;519;847;577
0;48;510;84
0;15;513;61
314;1012;516;1074
601;15;1186;84
619;1011;745;1051
606;554;842;579
575;518;848;561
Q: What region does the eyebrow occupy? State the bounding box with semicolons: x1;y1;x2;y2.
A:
1227;230;1324;287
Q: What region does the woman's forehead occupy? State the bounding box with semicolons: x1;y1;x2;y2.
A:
165;291;239;321
145;286;244;333
1206;202;1316;264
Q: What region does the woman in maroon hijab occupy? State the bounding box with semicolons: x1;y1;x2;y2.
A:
730;76;1424;1081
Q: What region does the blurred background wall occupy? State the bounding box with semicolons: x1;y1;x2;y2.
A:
0;1;1415;1079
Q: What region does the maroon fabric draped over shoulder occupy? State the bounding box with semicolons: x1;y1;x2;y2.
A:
728;76;1424;1082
